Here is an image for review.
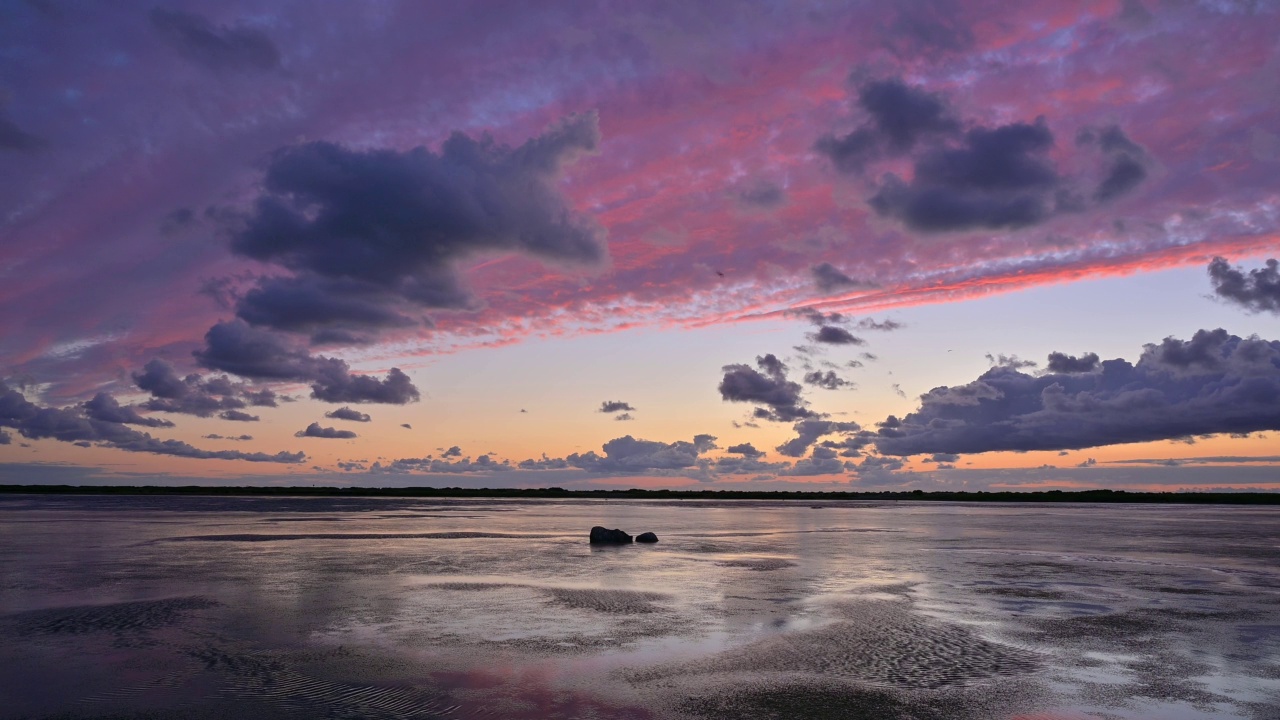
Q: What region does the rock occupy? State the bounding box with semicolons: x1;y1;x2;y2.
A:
636;532;659;543
589;526;633;544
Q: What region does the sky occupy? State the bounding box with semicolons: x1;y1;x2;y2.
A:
1;0;1279;491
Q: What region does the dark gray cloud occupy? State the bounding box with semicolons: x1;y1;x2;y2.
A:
218;409;259;422
776;419;864;458
83;393;174;428
203;434;253;441
312;366;417;404
731;179;786;209
224;113;602;339
1046;352;1100;374
326;406;372;422
815;78;958;172
804;370;852;390
726;442;763;457
811;262;863;292
778;445;850;476
1078;125;1150;203
851;455;908;485
809;326;865;345
244;389;279;407
1095;154;1147;203
791;308;846;326
133;358;192;399
869;118;1064;232
193;320;324;380
599;400;635;413
442;445;462;458
719;354;816;422
821;80;1149;233
565;434;718;473
792;309;898;334
400;423;412;429
0;382;302;463
518;454;572;470
698;454;790;477
986;353;1037;369
614;412;634;421
150;8;280;72
1209;256;1280;314
193;320;420;404
876;329;1280;456
295;422;357;440
235;275;419;343
133;359;252;417
856;318;902;331
375;453;507;474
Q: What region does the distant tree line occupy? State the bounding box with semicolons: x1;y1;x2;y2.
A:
0;485;1276;504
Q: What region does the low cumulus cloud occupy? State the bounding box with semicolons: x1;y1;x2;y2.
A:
374;454;508;474
719;354;816;421
726;442;763;457
567;434;718;473
193;320;420;404
811;262;864;292
776;419;868;458
1045;351;1101;374
809;326;865;345
295;422;357;439
599;400;635;413
326;406;372;422
804;370;853;390
857;318;902;331
876;329;1280;456
0;381;303;463
83;393;174;428
986;353;1037;370
150;8;281;72
1209;256;1280;314
133;358;253;417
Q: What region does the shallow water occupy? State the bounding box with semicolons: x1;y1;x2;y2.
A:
1;495;1278;719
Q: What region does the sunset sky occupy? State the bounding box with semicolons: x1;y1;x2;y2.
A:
2;0;1278;490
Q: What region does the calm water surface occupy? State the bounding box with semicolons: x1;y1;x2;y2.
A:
1;495;1278;719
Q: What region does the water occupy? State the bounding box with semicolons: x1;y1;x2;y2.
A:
1;494;1278;719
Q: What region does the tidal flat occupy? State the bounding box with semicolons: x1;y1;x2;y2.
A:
1;495;1277;719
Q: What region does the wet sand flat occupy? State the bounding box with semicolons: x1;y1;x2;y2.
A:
1;495;1277;719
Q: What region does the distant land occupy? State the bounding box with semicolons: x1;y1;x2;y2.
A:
1;485;1277;504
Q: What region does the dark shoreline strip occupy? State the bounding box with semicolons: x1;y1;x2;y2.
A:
0;484;1276;504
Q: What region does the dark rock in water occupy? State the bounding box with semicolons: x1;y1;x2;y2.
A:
590;526;633;544
636;532;659;543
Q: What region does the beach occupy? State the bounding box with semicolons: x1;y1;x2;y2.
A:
1;494;1277;719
